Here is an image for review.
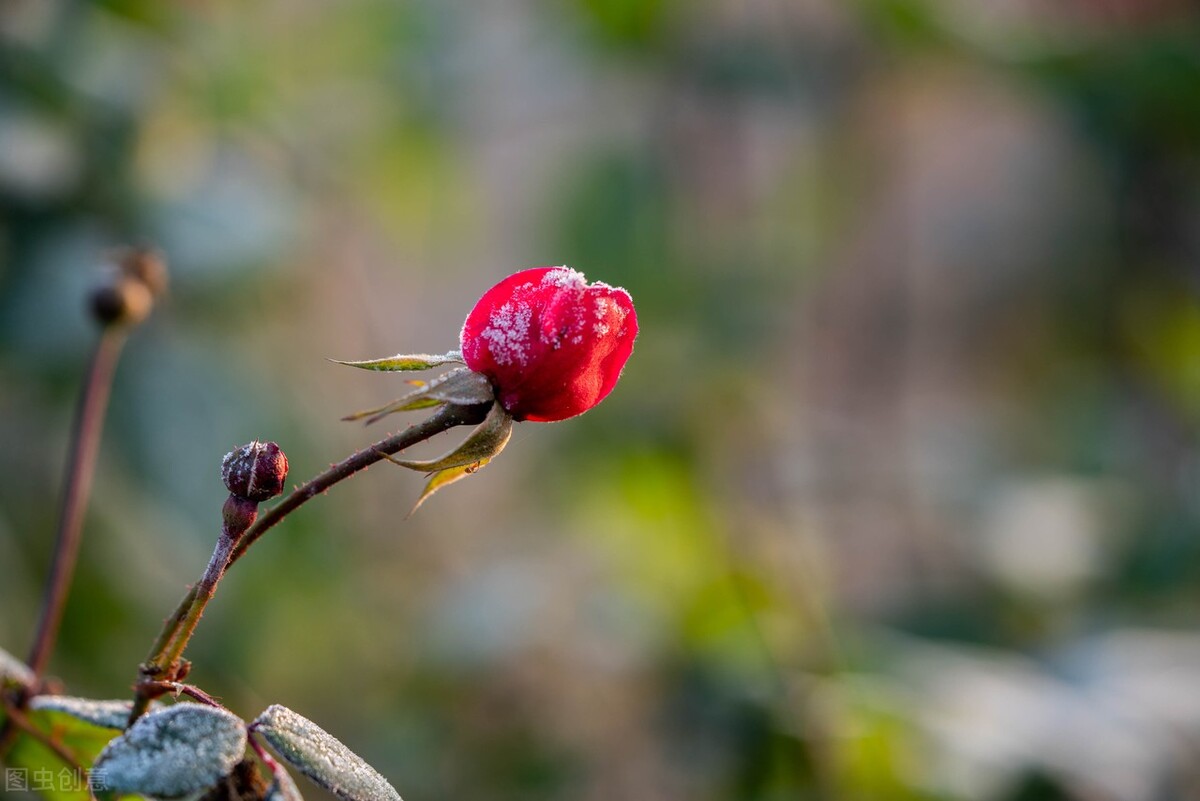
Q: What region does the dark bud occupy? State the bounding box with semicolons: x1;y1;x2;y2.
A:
89;278;153;327
222;495;259;537
222;441;289;502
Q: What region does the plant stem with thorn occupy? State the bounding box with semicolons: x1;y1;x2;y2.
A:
127;401;490;726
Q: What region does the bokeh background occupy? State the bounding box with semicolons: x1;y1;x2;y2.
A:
3;1;1200;799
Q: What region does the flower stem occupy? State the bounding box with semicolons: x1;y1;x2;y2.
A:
27;329;127;679
227;402;489;567
127;401;491;727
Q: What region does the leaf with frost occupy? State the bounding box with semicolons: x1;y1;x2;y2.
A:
29;696;156;730
386;401;512;473
91;704;247;800
343;368;495;424
252;705;402;801
0;644;34;689
330;351;463;372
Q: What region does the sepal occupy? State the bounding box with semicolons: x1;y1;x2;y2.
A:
382;402;513;513
330;351;463;372
342;368;494;425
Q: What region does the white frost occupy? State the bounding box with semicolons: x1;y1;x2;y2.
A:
479;300;532;367
539;266;588;290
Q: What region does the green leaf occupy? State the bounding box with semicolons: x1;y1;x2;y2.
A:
386;401;513;473
4;735;96;801
4;700;144;801
330;351;463;372
91;703;247;800
252;704;402;801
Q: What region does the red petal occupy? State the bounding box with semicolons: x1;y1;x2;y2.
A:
460;267;638;422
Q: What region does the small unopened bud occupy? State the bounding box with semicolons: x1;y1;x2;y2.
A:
119;247;169;298
89;278;153;327
222;441;289;502
222;494;259;537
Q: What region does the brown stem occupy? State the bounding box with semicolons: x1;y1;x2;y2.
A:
127;401;490;727
136;681;224;708
27;329;127;679
227;402;488;567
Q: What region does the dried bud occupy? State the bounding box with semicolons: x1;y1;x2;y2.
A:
222;441;289;502
89;278;154;327
119;247;169;298
222;495;259;537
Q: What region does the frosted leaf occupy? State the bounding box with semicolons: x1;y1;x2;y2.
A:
92;704;247;799
253;704;402;801
0;645;34;688
265;766;306;801
28;696;156;730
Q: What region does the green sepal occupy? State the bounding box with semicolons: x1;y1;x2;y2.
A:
343;368;494;425
386;401;513;473
329;351;463;372
409;458;496;516
380;402;513;513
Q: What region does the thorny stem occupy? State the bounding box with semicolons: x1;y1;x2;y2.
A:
228;402;489;568
138;681;224;708
127;402;490;727
28;329;127;679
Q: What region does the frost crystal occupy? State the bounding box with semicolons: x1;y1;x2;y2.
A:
479;300;533;366
539;265;587;290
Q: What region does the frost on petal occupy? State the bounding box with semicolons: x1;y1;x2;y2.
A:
479;301;533;367
539;266;588;290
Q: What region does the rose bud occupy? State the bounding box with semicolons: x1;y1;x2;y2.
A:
221;441;289;502
460;266;637;422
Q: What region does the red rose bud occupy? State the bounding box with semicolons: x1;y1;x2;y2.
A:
460;266;637;422
221;441;289;502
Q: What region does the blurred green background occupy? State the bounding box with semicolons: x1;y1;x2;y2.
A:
3;0;1200;799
